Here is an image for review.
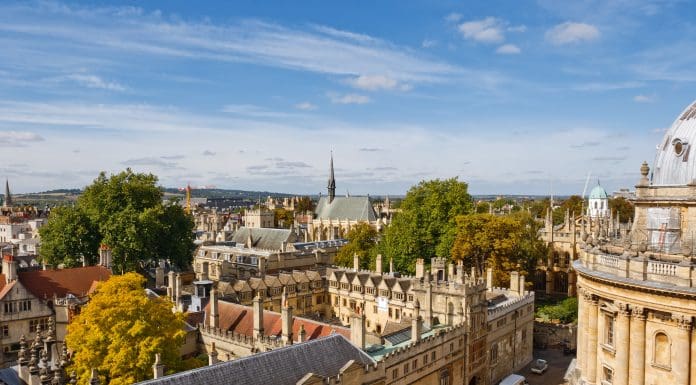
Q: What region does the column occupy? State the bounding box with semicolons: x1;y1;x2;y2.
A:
586;294;599;384
614;303;631;385
576;288;586;375
690;326;696;385
629;306;646;385
672;315;691;385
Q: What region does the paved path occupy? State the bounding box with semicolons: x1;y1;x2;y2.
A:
518;349;573;385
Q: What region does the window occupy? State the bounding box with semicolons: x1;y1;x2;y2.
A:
491;344;499;363
373;305;378;313
605;315;614;346
392;368;398;379
450;342;454;352
404;362;409;374
654;332;671;368
1;325;8;338
3;302;16;314
602;366;613;384
431;351;436;361
439;369;450;385
412;358;417;369
423;353;428;365
29;318;49;333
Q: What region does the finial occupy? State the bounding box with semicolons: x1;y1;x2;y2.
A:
639;161;650;186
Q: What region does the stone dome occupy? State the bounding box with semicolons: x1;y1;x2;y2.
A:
588;184;608;199
652;100;696;185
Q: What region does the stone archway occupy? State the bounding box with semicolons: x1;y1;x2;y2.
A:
534;269;547;292
554;271;568;294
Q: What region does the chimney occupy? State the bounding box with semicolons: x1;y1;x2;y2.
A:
210;288;219;329
486;267;493;291
253;293;264;340
509;271;520;295
258;257;266;277
175;274;183;303
155;265;164;288
167;271;176;301
389;258;394;275
518;274;526;295
448;263;455;281
375;254;383;274
353;253;360;271
415;259;425;279
152;353;164;379
209;343;219;366
281;289;293;345
411;300;422;343
298;324;307;343
350;312;366;350
2;255;17;284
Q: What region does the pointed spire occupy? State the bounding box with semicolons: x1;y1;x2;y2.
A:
328;151;336;203
3;179;11;207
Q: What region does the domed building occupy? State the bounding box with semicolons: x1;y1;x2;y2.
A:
587;183;609;219
572;101;696;385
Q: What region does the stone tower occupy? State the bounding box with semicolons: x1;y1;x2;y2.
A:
3;179;11;208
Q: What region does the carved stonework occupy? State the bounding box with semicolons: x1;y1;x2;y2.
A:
616;302;631;317
672;314;693;330
631;306;646;320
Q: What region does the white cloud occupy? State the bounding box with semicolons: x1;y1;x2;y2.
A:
0;4;463;84
202;150;216;156
65;74;126;91
445;13;463;23
572;81;643;91
295;102;317;111
422;39;437;48
0;130;45;146
328;93;371;104
507;25;527;33
545;22;600;45
633;94;655;103
347;75;411;92
496;44;521;54
458;17;505;44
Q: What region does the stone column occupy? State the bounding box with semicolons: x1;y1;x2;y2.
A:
690;325;696;385
672;315;691;385
576;288;586;375
629;306;646;385
614;302;631;385
585;294;599;384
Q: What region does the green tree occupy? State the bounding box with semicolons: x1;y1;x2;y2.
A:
66;273;186;385
476;201;490;214
40;169;195;272
379;178;473;274
274;208;294;228
450;212;546;286
335;223;379;269
560;195;584;218
39;206;101;268
609;197;634;223
295;196;315;213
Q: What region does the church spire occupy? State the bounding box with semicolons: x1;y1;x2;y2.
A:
328;152;336;203
3;179;11;208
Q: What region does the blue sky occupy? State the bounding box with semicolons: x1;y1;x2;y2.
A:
0;0;693;195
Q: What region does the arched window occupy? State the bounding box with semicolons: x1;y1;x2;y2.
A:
594;201;598;209
654;332;671;368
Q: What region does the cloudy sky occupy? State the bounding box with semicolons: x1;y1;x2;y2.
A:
0;0;693;195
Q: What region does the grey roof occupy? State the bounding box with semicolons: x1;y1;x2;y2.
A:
0;367;23;385
314;196;377;222
135;334;375;385
231;227;298;251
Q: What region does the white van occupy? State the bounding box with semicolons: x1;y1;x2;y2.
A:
498;374;528;385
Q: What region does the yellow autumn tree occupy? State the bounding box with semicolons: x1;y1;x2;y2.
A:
66;273;186;385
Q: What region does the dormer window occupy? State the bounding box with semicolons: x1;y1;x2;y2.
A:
673;138;688;157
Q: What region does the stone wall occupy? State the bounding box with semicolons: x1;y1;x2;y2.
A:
533;320;576;349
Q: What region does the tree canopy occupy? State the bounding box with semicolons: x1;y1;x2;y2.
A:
334;222;380;269
609;197;634;223
450;212;546;286
66;273;186;385
39;169;195;272
379;178;473;274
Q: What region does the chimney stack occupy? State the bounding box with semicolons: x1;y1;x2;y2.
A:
209;343;219;366
253;292;264;340
210;288;219;329
350;311;366;350
152;354;164;379
375;254;383;274
353;253;360;271
2;255;17;284
415;259;425;279
509;271;520;295
486;267;493;291
281;288;293;345
411;300;422;343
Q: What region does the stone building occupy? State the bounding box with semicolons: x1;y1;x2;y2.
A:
307;154;385;241
571;100;696;385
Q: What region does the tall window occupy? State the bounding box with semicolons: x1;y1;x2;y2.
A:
439;369;450;385
603;366;613;384
605;315;614;346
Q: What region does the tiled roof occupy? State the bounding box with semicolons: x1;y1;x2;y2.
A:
231;227;298;251
203;301;350;340
135;334;375;385
314;196;377;222
18;265;111;299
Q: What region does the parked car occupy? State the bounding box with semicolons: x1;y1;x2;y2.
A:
499;374;528;385
530;359;548;374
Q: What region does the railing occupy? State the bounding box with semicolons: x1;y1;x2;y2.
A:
648;260;677;276
597;254;619;269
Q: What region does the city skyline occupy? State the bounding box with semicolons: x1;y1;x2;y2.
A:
0;0;693;195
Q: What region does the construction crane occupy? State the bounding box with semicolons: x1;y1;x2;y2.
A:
581;172;592;199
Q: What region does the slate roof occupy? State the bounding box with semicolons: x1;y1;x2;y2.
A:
231;227;298;251
314;196;377;222
135;334;375;385
18;265;111;299
203;300;351;340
